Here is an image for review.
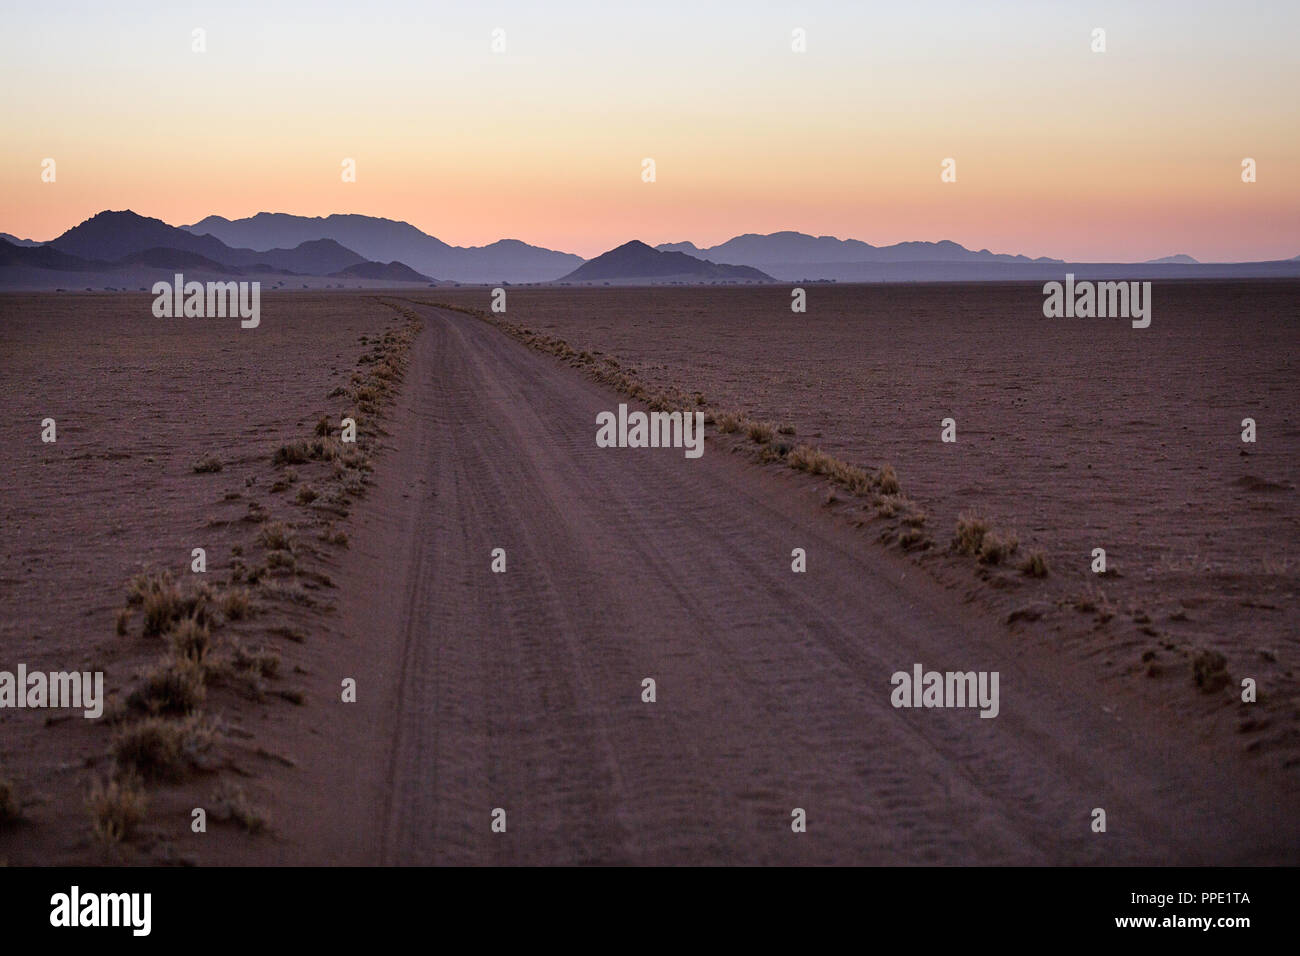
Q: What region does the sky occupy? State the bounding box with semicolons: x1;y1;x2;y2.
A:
1;0;1297;261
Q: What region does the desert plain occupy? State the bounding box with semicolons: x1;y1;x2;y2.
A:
0;281;1296;865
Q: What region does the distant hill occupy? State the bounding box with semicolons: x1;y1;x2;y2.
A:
185;212;583;283
1145;254;1199;264
560;240;774;284
0;238;98;271
331;260;433;282
654;231;1062;281
0;232;42;247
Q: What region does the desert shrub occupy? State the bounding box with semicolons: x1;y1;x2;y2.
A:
126;658;205;716
111;716;214;782
788;444;833;475
87;775;146;845
1020;552;1049;578
877;463;900;495
953;514;990;555
257;522;294;552
746;421;775;444
829;460;873;495
221;587;252;621
717;413;741;434
977;531;1019;565
296;485;318;505
265;550;296;571
273;440;310;465
169;617;211;664
139;577;183;637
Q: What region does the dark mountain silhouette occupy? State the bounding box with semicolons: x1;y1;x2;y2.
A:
0;232;42;247
184;212;583;283
330;260;433;282
48;211;369;274
559;240;773;284
50;210;233;262
1145;254;1199;264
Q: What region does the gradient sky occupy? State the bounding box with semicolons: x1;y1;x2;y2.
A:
1;0;1297;261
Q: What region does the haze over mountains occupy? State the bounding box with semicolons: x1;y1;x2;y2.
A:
2;210;1298;289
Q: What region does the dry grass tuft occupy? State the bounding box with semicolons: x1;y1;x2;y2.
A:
1020;551;1050;578
746;421;775;444
977;531;1019;566
169;617;211;664
273;440;311;465
126;658;205;716
87;775;146;846
877;463;900;495
953;514;990;555
256;522;294;552
221;587;252;621
111;715;215;782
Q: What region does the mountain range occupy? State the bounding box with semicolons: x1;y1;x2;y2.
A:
0;211;438;288
184;213;582;284
2;210;1298;289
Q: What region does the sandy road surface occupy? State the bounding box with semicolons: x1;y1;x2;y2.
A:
344;303;1298;865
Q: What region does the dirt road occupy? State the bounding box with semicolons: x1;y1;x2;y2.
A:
319;302;1298;865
